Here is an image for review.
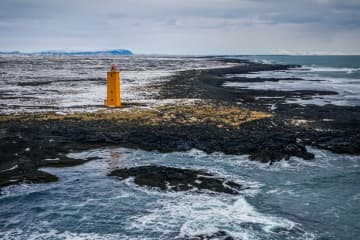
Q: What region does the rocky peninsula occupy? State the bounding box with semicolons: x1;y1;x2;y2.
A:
1;58;359;191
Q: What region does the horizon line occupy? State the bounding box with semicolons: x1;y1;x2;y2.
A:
1;49;360;56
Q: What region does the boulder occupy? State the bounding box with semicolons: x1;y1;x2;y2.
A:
109;165;245;194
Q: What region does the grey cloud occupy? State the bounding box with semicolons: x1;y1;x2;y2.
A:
0;0;359;54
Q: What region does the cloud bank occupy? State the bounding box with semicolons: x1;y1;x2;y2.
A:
0;0;359;54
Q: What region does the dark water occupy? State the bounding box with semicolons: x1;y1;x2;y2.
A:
1;55;359;239
238;55;360;69
224;55;360;106
0;147;359;240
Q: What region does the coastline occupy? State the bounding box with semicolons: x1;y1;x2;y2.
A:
1;58;359;190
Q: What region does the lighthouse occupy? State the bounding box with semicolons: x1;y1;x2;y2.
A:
104;64;121;107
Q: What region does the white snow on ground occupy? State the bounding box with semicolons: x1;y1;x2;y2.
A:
0;55;235;114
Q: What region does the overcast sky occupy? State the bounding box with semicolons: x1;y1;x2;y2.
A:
1;0;360;54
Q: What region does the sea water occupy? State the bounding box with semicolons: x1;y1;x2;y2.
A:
0;147;359;239
223;55;360;106
1;55;359;239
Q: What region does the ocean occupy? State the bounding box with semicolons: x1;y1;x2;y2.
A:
223;55;360;106
0;55;359;240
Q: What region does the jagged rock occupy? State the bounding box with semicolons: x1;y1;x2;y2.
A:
109;165;244;194
1;59;359;191
0;166;58;189
180;231;234;240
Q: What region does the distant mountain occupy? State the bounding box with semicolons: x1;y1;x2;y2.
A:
0;51;22;54
0;49;133;56
39;49;133;56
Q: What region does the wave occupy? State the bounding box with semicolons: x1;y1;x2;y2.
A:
0;228;128;240
128;193;313;240
306;66;360;74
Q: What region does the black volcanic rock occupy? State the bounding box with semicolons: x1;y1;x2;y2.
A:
1;58;359;191
181;231;235;240
109;165;245;194
0;166;58;189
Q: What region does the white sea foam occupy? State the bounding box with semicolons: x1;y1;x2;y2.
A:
128;193;309;240
44;158;60;161
307;66;360;73
67;147;320;239
7;146;357;239
0;228;133;240
0;165;18;172
224;66;360;106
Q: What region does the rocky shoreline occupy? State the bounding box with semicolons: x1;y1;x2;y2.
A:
0;101;271;190
158;59;360;156
1;58;359;191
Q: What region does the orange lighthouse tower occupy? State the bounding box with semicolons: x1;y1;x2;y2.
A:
105;64;121;107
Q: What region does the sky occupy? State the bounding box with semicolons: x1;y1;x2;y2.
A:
0;0;360;55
